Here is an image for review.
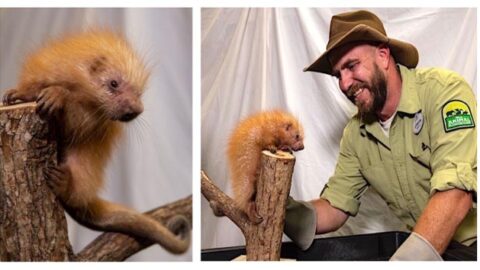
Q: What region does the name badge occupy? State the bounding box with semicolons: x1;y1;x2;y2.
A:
413;112;424;135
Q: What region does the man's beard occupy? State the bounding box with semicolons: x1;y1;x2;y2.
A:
346;64;387;120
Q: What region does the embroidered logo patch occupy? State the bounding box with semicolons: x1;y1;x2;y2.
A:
442;100;475;132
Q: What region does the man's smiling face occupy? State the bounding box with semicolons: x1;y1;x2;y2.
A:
330;43;388;119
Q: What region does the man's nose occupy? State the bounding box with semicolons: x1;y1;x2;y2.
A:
339;72;353;94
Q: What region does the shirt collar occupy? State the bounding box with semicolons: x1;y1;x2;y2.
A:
396;64;422;115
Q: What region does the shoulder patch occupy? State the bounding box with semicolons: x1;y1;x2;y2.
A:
441;100;475;132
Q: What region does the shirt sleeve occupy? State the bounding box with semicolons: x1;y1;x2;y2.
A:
427;73;477;195
320;119;369;216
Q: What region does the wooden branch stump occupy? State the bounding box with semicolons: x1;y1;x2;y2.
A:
0;103;73;261
201;150;296;261
0;103;192;261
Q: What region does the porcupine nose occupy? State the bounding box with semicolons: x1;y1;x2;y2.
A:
293;142;304;151
120;111;139;122
119;101;144;122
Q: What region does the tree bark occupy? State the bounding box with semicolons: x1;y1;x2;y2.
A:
0;102;73;261
201;150;296;261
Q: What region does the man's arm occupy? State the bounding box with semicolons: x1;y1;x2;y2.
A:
415;74;477;253
310;198;349;234
413;188;473;254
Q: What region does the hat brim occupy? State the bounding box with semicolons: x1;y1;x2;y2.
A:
304;24;419;75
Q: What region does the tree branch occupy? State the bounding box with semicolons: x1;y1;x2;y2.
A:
201;170;249;232
201;150;296;260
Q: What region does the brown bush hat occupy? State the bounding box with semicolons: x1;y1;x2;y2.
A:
304;10;419;75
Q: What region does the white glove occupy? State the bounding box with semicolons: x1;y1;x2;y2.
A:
389;232;443;261
284;197;317;250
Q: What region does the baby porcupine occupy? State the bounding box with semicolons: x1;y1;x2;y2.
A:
2;30;190;254
227;110;304;223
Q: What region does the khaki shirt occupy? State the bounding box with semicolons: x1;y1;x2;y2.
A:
320;65;477;244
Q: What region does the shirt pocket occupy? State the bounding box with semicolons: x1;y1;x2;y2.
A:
408;122;431;170
409;146;431;169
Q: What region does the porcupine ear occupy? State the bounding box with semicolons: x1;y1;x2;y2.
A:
89;55;107;75
285;122;292;131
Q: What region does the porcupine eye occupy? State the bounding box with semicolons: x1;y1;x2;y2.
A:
110;80;118;90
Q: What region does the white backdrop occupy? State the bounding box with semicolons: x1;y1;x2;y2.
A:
0;8;192;261
201;8;477;249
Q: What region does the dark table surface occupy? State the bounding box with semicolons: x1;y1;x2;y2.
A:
201;231;476;261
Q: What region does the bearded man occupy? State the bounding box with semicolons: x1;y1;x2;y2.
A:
285;10;476;261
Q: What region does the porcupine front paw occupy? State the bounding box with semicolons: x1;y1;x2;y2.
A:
166;215;191;240
210;201;224;217
2;88;36;105
266;145;278;154
44;164;72;198
36;86;68;119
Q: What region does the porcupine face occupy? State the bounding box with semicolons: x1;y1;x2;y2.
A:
88;56;144;122
103;76;144;122
278;121;305;152
73;30;150;123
